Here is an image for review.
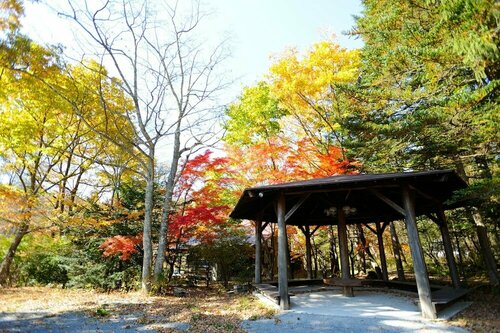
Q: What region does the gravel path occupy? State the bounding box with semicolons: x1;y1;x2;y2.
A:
0;311;190;332
0;310;469;333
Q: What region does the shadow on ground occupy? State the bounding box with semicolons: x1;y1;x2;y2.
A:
0;308;190;333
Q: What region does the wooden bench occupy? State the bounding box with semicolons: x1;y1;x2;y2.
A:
253;283;292;306
323;278;363;297
431;287;469;312
323;277;363;287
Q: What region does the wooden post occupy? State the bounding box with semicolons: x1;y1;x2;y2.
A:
437;210;460;289
277;192;290;310
376;222;389;281
402;184;436;319
255;220;262;284
337;205;353;297
390;221;405;281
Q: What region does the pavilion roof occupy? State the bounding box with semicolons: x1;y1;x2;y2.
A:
230;169;468;225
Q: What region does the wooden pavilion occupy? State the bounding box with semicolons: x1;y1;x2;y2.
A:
230;170;468;319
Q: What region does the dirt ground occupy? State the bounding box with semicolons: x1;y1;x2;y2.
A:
0;286;498;333
0;286;275;333
447;286;500;333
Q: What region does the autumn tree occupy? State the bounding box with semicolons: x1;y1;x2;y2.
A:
0;44;102;283
59;0;228;290
224;81;288;146
0;0;23;32
0;63;136;286
0;2;138;284
268;39;361;157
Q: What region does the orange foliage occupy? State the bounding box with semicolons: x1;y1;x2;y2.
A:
168;150;234;244
225;137;357;190
99;234;142;260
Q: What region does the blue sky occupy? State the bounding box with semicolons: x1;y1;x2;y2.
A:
22;0;363;101
208;0;364;94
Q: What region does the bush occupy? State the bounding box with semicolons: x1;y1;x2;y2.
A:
0;234;72;286
24;254;69;286
189;233;254;288
66;236;142;291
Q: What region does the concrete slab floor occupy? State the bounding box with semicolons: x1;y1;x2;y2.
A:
290;290;422;320
289;290;471;320
247;290;470;333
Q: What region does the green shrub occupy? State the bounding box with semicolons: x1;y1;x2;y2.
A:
0;234;72;286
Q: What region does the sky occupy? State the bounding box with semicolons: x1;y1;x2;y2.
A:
206;0;364;93
22;0;364;102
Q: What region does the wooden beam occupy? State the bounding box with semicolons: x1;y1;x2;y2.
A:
425;213;442;227
370;189;406;217
285;193;310;222
402;184;436;319
310;225;321;236
410;185;441;204
337;204;353;297
261;221;269;230
287;184;400;196
254;220;262;284
362;222;377;235
438;209;460;289
381;221;390;232
376;222;389;281
276;192;289;310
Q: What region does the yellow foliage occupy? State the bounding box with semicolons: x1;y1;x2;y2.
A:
0;0;23;32
268;39;360;143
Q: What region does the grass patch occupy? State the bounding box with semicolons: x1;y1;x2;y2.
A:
95;305;110;317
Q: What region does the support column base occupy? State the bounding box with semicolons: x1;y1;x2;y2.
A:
343;286;354;297
418;302;437;320
278;294;290;310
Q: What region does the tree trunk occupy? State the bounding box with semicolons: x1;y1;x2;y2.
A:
356;225;367;273
286;229;293;279
262;235;273;281
390;221;405;280
154;122;183;282
455;159;498;285
312;236;319;278
68;169;85;214
303;226;313;279
142;161;155;292
452;225;466;279
0;221;29;286
470;208;499;284
268;226;276;280
328;226;339;276
376;222;388;281
167;257;176;282
349;237;355;277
